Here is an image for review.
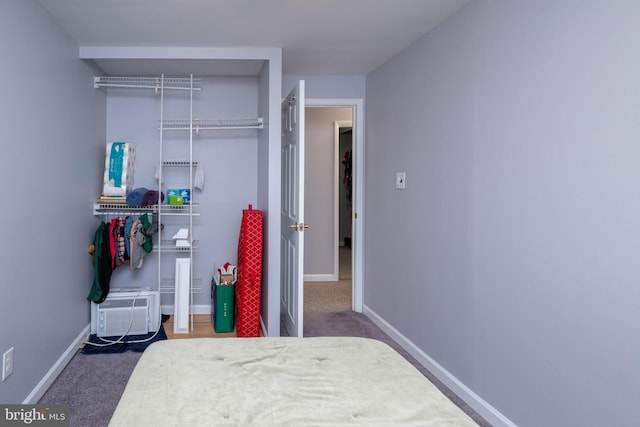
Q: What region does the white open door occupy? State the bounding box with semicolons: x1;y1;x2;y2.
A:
281;81;306;337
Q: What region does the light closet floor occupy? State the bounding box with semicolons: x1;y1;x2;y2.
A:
163;314;263;339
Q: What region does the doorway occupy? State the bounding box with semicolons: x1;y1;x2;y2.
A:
302;99;364;314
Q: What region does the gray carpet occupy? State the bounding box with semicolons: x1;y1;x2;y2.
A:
40;311;491;427
39;350;142;427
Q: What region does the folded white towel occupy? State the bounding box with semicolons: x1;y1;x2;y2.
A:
194;163;204;190
172;228;189;240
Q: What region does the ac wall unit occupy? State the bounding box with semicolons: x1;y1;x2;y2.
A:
90;290;160;337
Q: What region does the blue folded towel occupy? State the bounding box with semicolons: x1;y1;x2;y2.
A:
126;187;149;206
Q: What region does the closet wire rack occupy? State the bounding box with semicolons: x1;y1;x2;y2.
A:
156;239;200;252
161;118;263;131
93;203;200;216
162;160;198;167
94;76;202;91
160;277;203;294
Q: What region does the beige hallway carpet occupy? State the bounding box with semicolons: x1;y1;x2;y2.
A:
304;246;352;312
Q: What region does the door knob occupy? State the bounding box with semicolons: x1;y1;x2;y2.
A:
288;223;309;231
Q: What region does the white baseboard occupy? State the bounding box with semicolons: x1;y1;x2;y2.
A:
363;306;516;427
304;273;338;282
23;324;90;404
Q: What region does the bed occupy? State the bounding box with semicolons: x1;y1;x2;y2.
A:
109;337;477;426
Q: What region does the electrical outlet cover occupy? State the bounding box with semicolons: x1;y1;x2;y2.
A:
2;347;14;381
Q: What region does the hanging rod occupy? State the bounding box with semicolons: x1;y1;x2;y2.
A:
94;76;202;91
161;118;263;132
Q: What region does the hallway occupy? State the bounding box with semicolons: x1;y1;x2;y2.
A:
304;246;352;312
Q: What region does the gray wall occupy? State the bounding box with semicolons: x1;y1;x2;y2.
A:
283;75;365;99
365;1;640;426
257;57;283;337
0;0;106;403
304;107;352;276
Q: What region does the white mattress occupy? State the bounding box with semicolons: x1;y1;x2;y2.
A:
109;337;477;426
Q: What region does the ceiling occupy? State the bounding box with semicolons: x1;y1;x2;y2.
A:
38;0;471;76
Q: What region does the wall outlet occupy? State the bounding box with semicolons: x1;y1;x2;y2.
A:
395;172;406;190
2;347;14;381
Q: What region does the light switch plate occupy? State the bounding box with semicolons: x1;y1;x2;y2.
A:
395;172;406;190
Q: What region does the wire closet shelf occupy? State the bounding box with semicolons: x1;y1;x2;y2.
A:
94;76;202;91
161;118;264;131
93;203;200;216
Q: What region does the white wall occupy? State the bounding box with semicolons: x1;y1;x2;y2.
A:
0;0;106;403
304;107;352;277
365;1;640;426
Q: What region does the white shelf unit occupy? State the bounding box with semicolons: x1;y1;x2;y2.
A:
157;74;199;332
